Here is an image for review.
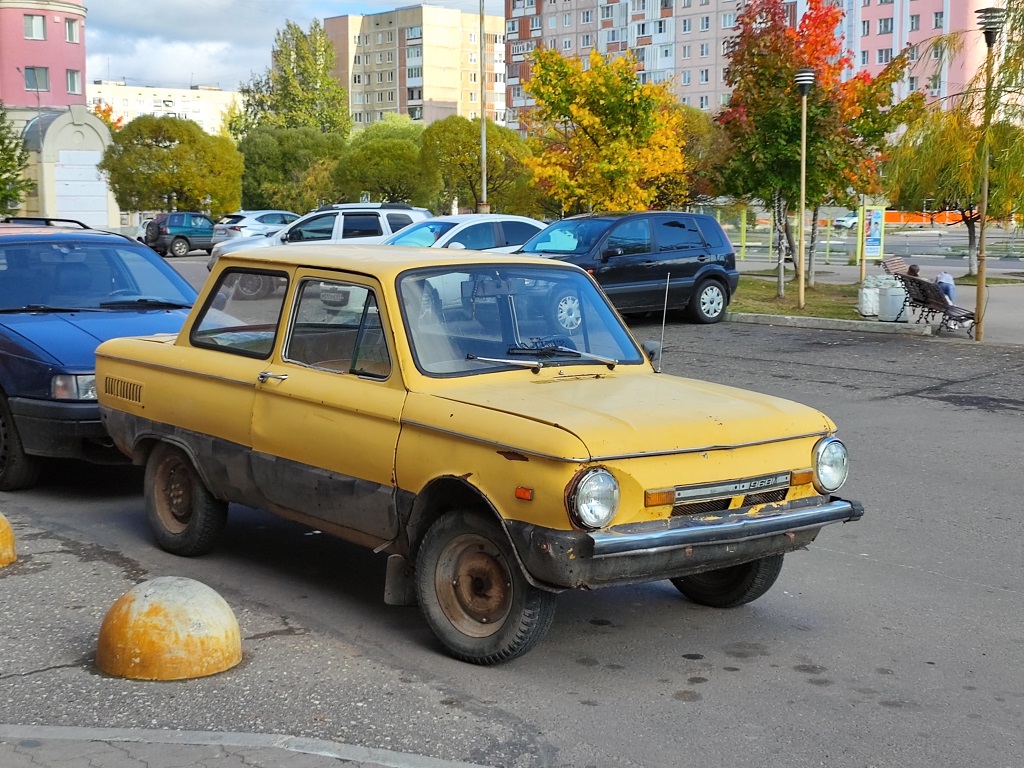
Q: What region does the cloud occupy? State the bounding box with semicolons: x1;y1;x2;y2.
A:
85;0;505;91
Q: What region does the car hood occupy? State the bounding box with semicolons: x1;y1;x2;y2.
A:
0;310;190;369
422;373;834;459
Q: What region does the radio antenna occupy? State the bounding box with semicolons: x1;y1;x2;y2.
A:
657;273;670;373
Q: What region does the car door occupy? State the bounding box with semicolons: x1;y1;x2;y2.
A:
445;222;498;250
282;212;340;246
249;272;406;542
587;216;656;311
499;219;545;249
650;213;710;309
189;214;216;250
341;213;385;241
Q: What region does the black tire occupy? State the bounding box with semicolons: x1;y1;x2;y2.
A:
144;443;227;556
686;279;728;324
144;221;161;245
0;394;42;491
670;554;784;608
550;289;583;332
415;510;557;665
168;237;190;258
235;274;271;300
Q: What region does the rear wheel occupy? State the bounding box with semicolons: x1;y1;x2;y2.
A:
415;510;556;664
0;394;41;491
168;237;190;258
235;274;271;300
686;279;727;324
145;443;227;556
670;554;784;608
550;289;583;332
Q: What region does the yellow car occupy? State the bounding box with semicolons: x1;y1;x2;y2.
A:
96;246;863;664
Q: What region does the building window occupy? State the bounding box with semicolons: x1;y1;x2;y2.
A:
581;33;592;47
878;18;893;34
933;12;943;29
470;52;477;63
907;45;918;62
661;46;671;58
376;71;383;83
388;91;395;102
564;13;570;26
353;74;362;84
699;68;708;84
470;92;477;102
681;0;691;7
387;71;394;82
387;31;394;42
408;66;422;78
908;76;918;91
600;5;614;19
699;95;708;109
631;0;646;11
700;16;709;31
354;54;362;64
637;22;648;36
909;15;920;32
682;44;691;58
387;51;393;63
548;15;556;29
470;33;477;43
563;37;572;49
700;42;709;57
530;16;542;30
581;10;592;23
65;18;80;43
682;19;691;33
860;50;868;66
66;69;81;94
23;14;45;40
23;67;49;91
861;20;869;36
507;19;519;33
681;70;691;85
376;53;383;64
722;13;736;28
406;25;422;39
655;20;666;34
877;48;892;64
376;32;383;44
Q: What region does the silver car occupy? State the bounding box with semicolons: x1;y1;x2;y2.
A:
212;210;299;244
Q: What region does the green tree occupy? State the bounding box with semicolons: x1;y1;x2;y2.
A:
335;114;436;204
238;20;350;138
237;126;346;210
421;115;532;213
522;48;689;213
0;101;32;210
99;115;243;215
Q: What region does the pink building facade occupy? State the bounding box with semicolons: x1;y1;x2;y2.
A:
0;0;87;110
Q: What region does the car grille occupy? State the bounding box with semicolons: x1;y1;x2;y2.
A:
671;486;790;518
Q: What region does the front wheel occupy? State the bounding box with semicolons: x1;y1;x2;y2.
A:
0;394;41;491
670;554;784;608
144;443;227;556
686;279;727;324
415;511;557;665
168;237;191;258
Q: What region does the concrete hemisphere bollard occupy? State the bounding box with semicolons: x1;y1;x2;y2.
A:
96;576;242;680
0;511;15;567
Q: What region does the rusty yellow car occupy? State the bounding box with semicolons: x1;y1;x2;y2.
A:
96;246;863;664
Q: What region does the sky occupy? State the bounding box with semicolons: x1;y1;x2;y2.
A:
84;0;504;92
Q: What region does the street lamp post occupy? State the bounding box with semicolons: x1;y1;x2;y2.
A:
794;68;815;309
477;0;489;214
974;6;1006;343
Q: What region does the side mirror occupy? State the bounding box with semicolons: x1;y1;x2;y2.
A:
278;231;290;243
641;340;662;369
601;246;624;261
446;241;467;250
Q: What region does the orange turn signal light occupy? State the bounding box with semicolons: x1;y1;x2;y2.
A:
515;486;534;501
790;469;814;486
644;489;675;508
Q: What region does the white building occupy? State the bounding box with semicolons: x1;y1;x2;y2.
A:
86;81;240;135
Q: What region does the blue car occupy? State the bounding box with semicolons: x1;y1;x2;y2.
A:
0;222;198;490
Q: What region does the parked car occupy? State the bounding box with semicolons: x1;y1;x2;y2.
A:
516;212;739;328
833;211;859;230
381;214;546;252
212;210;300;245
96;244;864;664
144;212;217;257
0;222;198;490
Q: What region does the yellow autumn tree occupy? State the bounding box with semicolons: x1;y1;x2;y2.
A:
522;48;689;213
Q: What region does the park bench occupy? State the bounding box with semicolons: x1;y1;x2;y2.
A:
894;273;975;337
881;256;909;275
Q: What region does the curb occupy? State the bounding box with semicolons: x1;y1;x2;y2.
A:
726;312;934;336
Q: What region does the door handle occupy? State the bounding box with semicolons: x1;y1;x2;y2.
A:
257;371;289;383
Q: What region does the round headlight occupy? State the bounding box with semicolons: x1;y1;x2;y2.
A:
813;437;849;493
571;468;620;530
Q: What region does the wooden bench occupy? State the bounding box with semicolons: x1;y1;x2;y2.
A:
894;274;975;337
881;256;909;275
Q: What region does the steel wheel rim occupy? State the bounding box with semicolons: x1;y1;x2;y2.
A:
237;275;264;298
700;285;724;318
171;240;189;257
155;454;193;534
556;295;582;331
434;533;511;638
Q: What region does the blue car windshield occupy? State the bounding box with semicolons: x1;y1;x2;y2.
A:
398;263;645;376
386;221;457;247
0;240;195;311
517;218;613;256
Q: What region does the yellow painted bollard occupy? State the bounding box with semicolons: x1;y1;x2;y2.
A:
96;576;241;680
0;512;15;567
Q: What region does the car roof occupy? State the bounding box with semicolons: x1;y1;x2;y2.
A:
564;211;711;222
0;225;134;244
415;214;540;224
217;243;565;281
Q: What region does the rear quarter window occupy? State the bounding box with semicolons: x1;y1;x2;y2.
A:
386;213;413;232
695;218;727;249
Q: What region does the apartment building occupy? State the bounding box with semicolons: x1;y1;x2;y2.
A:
325;5;507;128
86;81;241;135
505;0;994;129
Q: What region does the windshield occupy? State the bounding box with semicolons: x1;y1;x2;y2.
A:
386;221;457;247
518;218;614;256
398;263;644;376
0;240;196;311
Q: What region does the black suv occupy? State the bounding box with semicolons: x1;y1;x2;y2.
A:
144;211;216;257
518;212;738;327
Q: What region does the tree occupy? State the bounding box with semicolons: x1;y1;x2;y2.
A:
237;20;350;138
522;48;689;213
91;103;124;132
237;126;346;210
421;115;532;213
99;115;243;215
0;101;32;210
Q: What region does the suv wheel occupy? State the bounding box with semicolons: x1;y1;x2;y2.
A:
686;280;727;324
168;237;190;258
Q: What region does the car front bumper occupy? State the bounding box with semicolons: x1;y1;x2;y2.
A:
505;494;864;590
9;397;126;463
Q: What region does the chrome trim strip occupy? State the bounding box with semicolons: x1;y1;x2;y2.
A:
400;419;830;463
671;472;791;503
98;354;256;389
590;499;863;556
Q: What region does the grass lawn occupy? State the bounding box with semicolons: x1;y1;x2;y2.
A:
730;275;862;319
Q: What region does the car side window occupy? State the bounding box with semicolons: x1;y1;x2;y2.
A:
168;213;185;227
288;213;337;242
695;218;726;249
193;215;213;229
606;218;652;256
190;270;288;358
257;214;277;224
653;216;705;250
501;221;543;247
448;223;497;250
387;213;413;231
342;214;384;239
286;279;391;378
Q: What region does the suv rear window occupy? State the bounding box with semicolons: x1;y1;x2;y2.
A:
695;218;726;249
387;213;413;231
343;214;384;239
219;215;244;225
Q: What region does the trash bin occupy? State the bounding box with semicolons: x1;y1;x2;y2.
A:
857;286;879;317
878;285;908;322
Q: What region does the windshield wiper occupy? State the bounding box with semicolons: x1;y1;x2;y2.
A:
466;353;544;373
0;304;102;313
508;344;618;369
98;298;192;309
